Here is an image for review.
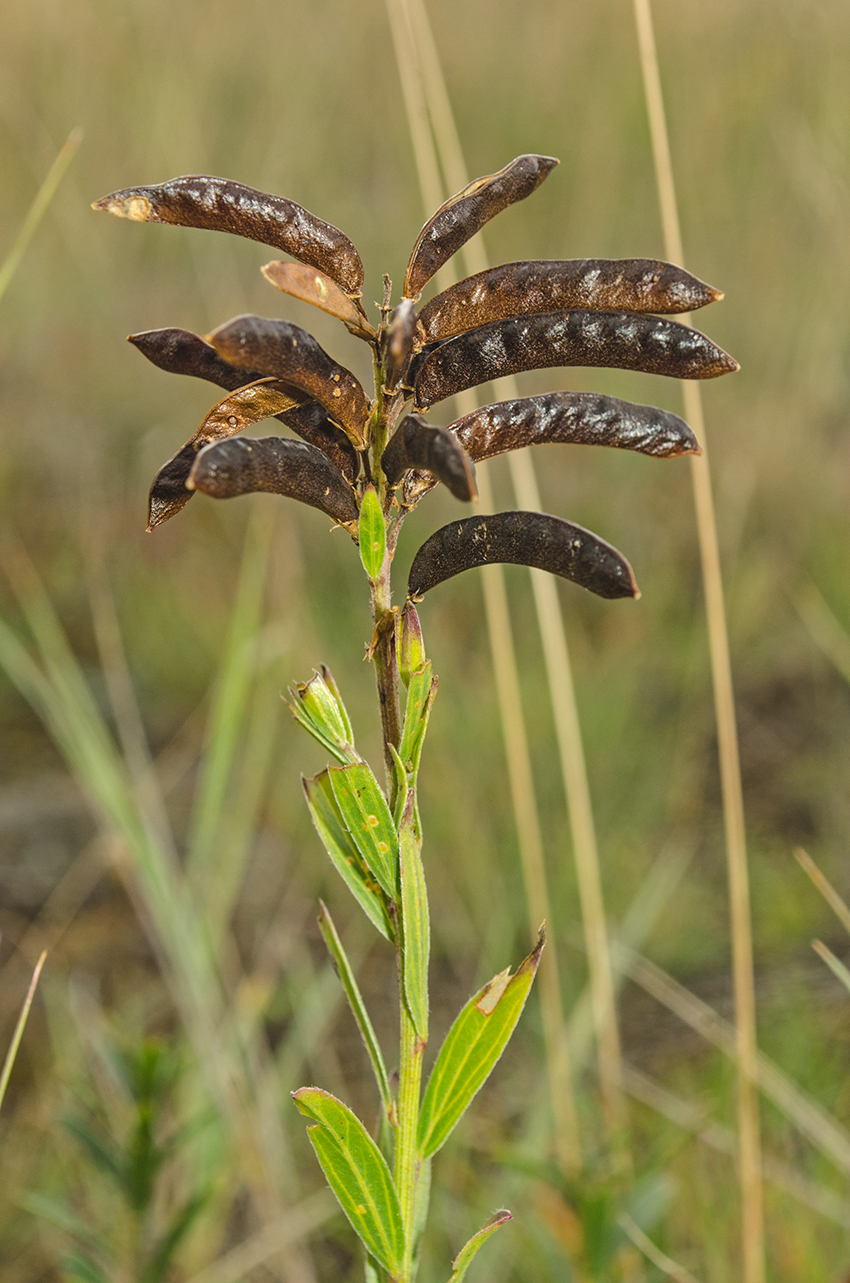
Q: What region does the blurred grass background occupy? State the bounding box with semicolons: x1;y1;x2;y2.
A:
1;0;849;1279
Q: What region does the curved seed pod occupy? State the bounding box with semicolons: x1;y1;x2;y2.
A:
418;258;724;340
206;314;371;448
403;154;559;299
148;378;304;529
407;511;638;602
129;328;358;482
93;176;364;298
414;310;739;409
383;299;420;392
261;260;375;338
402;391;699;505
382;414;477;502
187;436;359;534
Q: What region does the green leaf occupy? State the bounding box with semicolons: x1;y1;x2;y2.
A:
329;764;399;901
398;664;437;778
60;1254;110;1283
359;486;387;580
318;902;393;1113
289;669;359;765
388;743;407;829
140;1189;210;1283
320;664;355;743
292;1088;404;1275
418;928;545;1159
304;771;393;940
399;794;429;1040
395;601;426;689
447;1210;512;1282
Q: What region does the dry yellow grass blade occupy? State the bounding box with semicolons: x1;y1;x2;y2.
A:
794;848;850;938
631;2;764;1278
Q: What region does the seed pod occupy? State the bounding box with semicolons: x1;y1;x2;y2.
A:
403;154;559;299
407;511;638;601
396;602;426;688
413;310;739;409
187;436;359;533
383;299;420;392
402;392;698;506
93;175;364;298
418;258;723;341
382;414;477;502
206;314;371;448
129;328;358;483
261;260;374;338
148;378;304;529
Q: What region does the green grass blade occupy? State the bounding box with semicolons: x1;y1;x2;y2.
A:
292;1088;404;1274
399;795;429;1041
317;902;393;1113
328;764;399;901
448;1210;512;1283
358;486;386;581
418;929;544;1159
0;951;46;1114
304;771;393;940
0;127;82;306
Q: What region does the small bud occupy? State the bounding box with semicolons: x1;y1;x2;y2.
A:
289;671;359;764
396;602;426;687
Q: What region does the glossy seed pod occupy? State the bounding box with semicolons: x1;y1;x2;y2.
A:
206;314;371;448
383;299;419;392
188;436;360;533
381;414;477;502
129;328;358;483
403;154;559;299
417;258;723;340
402;391;699;505
413;310;739;409
94;176;364;298
148;378;304;529
408;511;638;601
261;260;374;337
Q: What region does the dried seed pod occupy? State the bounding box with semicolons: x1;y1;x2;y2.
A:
261;260;374;337
94;176;364;298
408;511;638;601
418;258;723;341
413;310;739;409
403;155;559;299
206;314;371;448
188;436;360;533
130;328;358;483
383;299;420;392
381;414;477;502
402;391;698;505
148;377;304;529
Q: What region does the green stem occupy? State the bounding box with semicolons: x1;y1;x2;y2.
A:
395;986;425;1281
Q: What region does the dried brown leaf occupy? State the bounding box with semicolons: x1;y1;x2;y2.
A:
403;154;558;299
261;260;374;336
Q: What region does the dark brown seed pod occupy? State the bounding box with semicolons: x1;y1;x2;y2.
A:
383;299;420;392
413;310;739;409
148;378;304;530
407;511;638;601
187;436;360;534
403;155;559;300
129;328;359;484
261;260;375;338
418;258;724;341
206;314;371;448
93;176;364;298
402;391;699;506
381;414;477;503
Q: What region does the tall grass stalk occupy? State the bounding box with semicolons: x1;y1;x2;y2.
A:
0;127;82;305
631;2;765;1278
0;952;47;1115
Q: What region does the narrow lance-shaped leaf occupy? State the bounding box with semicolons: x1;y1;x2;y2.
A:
382;414;477;503
413;310;739;410
399;792;430;1041
288;670;359;765
358;486;387;580
147;378;304;529
328;764;399;901
261;260;374;337
418;257;723;341
94;175;365;297
303;771;394;941
402;392;699;506
292;1088;405;1275
448;1211;512;1283
207;314;371;447
398;663;437;780
404;154;559;298
418;929;545;1159
408;511;639;603
129;327;358;481
188;437;359;533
